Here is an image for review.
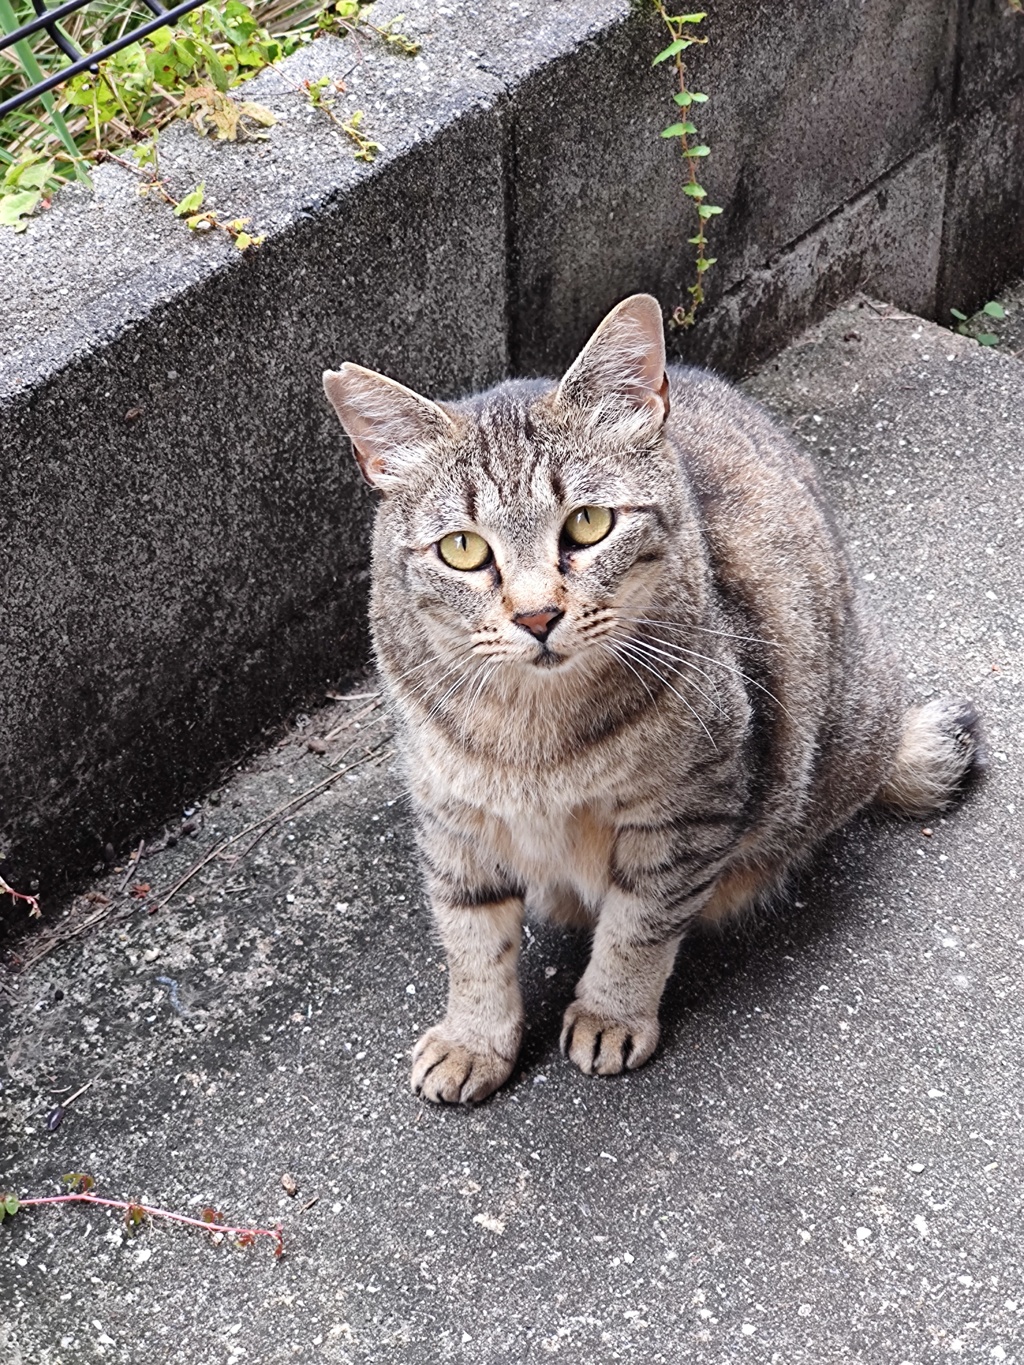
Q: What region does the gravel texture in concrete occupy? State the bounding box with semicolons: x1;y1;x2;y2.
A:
1;300;1022;1363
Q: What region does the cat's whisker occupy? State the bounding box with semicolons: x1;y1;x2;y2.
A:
602;641;658;706
424;670;471;724
611;631;726;715
401;654;470;708
632;633;810;734
614;636;715;710
388;643;476;687
462;662;498;732
612;623;724;687
620;615;779;649
403;650;480;715
609;639;718;750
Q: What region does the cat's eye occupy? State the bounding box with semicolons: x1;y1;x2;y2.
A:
563;505;614;547
438;530;491;570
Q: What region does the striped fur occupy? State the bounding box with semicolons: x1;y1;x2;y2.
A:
323;295;983;1103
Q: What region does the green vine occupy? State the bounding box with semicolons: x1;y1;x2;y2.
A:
302;74;379;161
651;6;721;329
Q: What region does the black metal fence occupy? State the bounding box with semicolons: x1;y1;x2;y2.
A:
0;0;205;119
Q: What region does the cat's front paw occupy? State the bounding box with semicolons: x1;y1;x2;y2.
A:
560;1001;659;1077
411;1024;517;1104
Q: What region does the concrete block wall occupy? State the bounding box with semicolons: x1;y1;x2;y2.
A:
2;0;1023;904
514;0;1024;374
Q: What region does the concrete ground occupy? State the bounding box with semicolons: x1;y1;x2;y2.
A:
1;298;1022;1364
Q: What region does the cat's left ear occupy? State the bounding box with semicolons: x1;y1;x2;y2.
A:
555;293;670;435
323;363;457;491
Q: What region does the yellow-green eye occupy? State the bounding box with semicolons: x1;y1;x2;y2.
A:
438;530;491;570
563;505;614;547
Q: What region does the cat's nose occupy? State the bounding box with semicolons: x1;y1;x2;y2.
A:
513;608;564;642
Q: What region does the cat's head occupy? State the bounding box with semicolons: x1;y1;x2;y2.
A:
323;295;703;685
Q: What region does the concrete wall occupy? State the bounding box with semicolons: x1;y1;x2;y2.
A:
2;0;1023;903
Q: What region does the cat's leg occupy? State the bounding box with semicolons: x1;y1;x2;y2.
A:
562;817;733;1077
561;904;681;1076
410;817;525;1103
412;893;523;1103
696;858;783;926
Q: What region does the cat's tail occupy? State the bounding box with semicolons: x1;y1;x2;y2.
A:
875;696;986;819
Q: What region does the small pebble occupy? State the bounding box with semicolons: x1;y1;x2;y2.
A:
281;1173;298;1198
46;1106;65;1132
922;827;933;837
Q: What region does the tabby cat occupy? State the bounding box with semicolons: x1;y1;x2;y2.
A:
323;294;982;1104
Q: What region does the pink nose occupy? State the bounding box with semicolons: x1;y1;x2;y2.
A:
513;608;564;642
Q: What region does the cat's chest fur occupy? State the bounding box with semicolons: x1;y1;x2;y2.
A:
404;718;630;907
489;799;614;910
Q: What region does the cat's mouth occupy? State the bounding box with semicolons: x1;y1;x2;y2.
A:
532;644;567;669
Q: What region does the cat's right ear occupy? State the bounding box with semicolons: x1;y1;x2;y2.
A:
322;363;456;491
555;293;670;438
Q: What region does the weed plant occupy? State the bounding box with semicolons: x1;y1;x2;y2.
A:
0;0;411;229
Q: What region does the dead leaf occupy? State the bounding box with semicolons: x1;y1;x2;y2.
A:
183;85;276;142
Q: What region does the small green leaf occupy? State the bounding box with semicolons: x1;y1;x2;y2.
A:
206;50;231;93
976;333;999;346
687;233;704;244
13;159;55;191
653;37;692;64
697;203;723;218
0;190;41;229
982;300;1006;319
661;122;691;138
667;11;707;20
124;1203;146;1228
689;92;709;103
695;256;717;272
234;231;253;250
949;308;968;321
174;183;205;216
672;91;694;106
682;182;707;199
688;144;711;156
